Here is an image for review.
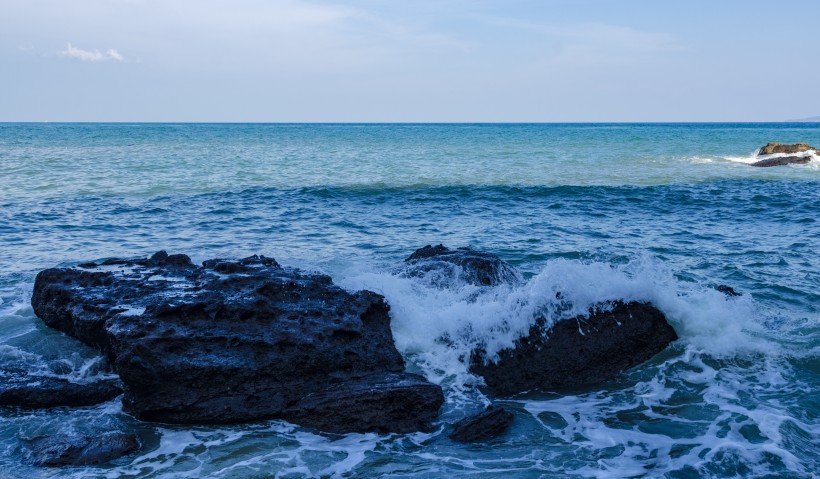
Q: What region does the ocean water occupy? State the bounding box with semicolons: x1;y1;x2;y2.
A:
0;123;818;478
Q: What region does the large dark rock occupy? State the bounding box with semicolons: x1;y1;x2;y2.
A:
448;406;514;443
403;245;521;286
31;251;442;431
471;301;678;395
282;372;444;434
751;156;812;167
757;142;816;155
25;432;139;466
0;370;121;408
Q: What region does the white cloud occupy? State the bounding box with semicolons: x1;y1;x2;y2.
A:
58;43;124;62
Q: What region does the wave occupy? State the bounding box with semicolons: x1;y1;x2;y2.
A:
335;256;780;391
711;150;820;168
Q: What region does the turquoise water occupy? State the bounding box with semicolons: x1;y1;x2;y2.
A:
0;123;818;478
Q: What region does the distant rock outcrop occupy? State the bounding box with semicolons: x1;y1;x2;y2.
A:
757;142;815;155
31;251;443;433
751;156;812;167
751;142;817;167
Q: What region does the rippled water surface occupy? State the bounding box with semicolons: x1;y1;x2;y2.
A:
0;123;818;478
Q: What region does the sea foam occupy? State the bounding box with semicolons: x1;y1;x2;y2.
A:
337;256;773;391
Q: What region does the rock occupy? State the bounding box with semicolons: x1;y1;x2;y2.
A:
25;432;139;466
448;406;514;443
403;245;521;286
757;142;816;155
32;251;442;432
282;372;444;434
716;284;742;297
471;301;678;395
751;156;812;167
0;371;121;408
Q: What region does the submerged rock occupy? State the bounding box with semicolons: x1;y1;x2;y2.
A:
31;251;442;431
282;372;444;434
751;156;812;167
716;284;742;297
0;371;121;408
403;245;521;286
25;432;139;466
448;406;514;443
471;301;678;395
757;142;816;155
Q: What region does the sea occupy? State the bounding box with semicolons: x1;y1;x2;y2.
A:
0;123;817;478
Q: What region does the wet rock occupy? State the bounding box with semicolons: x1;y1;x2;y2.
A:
716;284;742;297
282;372;444;434
0;371;121;408
25;432;139;466
751;156;812;167
448;406;514;443
32;251;442;432
757;142;816;155
471;301;678;395
403;245;521;286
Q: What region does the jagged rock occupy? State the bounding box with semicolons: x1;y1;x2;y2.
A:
282;372;444;434
448;406;514;443
751;156;812;167
757;142;815;155
471;301;678;395
403;245;521;286
25;432;139;466
31;251;442;431
0;370;121;408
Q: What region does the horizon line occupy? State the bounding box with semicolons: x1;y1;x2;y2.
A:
2;121;820;125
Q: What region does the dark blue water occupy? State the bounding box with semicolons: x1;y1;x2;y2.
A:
0;123;818;478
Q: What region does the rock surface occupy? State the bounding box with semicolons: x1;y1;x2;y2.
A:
0;371;121;408
471;301;678;395
448;406;514;443
31;251;442;431
751;156;812;167
403;245;521;286
25;432;139;466
757;142;816;155
282;372;444;434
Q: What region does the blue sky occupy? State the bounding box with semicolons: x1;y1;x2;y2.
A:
2;0;818;122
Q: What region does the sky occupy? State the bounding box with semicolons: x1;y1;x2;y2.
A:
1;0;819;122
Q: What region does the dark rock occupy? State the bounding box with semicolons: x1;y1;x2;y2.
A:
716;284;742;297
471;301;678;395
282;372;444;434
25;432;139;466
403;245;521;286
751;155;812;167
757;142;815;155
448;406;514;443
32;252;442;432
0;371;121;408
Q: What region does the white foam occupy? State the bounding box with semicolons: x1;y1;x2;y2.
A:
722;150;819;165
115;306;146;316
339;256;774;390
519;349;814;478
